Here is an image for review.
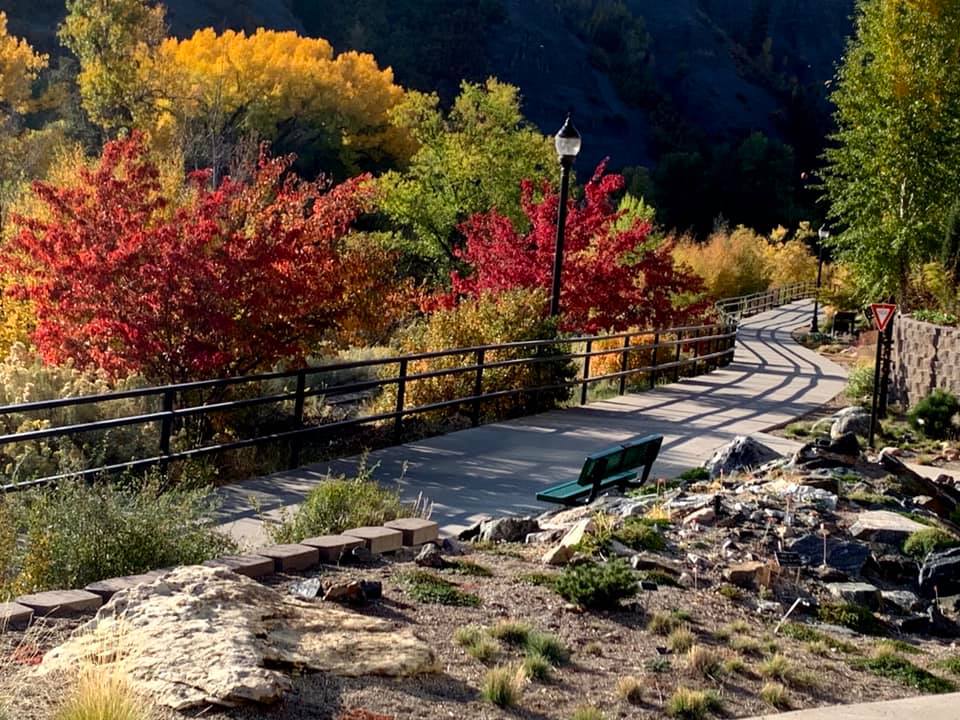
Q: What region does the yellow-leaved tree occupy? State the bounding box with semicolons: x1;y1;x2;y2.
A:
0;11;47;113
143;28;412;179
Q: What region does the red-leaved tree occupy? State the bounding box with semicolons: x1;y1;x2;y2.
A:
446;164;706;333
4;133;374;382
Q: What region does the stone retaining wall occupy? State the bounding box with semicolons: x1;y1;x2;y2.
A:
891;315;960;408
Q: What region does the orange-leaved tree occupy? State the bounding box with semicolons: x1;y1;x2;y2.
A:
446;164;706;333
4;133;374;382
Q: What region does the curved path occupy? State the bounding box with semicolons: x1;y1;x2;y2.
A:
219;300;848;546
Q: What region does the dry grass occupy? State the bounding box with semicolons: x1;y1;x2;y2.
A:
666;686;722;719
686;645;721;677
480;664;526;708
648;611;680;635
667;627;696;653
760;682;790;710
615;675;644;704
53;669;154;720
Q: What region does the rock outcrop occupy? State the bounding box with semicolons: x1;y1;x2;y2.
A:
40;565;437;710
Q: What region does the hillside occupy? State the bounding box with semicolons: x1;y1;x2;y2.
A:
3;0;855;231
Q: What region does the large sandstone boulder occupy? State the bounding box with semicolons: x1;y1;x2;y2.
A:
40;565;437;710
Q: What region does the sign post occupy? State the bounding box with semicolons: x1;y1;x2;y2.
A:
868;303;897;448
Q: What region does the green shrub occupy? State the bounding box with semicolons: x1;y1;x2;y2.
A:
665;687;722;719
554;559;638;610
679;467;709;481
480;664;525;707
904;528;960;559
515;571;559;588
909;390;960;440
613;518;666;552
446;559;493;577
397;570;481;606
845;363;875;403
1;475;233;598
940;656;960;676
818;601;880;634
913;309;959;326
856;654;955;694
269;458;413;543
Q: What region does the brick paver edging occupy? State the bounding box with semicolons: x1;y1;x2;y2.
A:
0;518;438;632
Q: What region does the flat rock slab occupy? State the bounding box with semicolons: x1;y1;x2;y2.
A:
384;518;439;546
204;554;275;578
343;526;403;554
85;571;167;601
16;589;102;617
849;510;928;543
828;582;882;610
40;565;437;710
300;535;364;563
257;544;320;572
0;602;33;630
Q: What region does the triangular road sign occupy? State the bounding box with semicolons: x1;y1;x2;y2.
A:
870;303;897;332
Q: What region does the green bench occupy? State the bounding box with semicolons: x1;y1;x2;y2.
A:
536;434;664;507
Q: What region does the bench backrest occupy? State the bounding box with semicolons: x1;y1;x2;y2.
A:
577;445;624;485
576;435;663;486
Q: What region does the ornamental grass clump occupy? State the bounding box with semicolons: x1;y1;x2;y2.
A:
665;686;722;719
54;669;154;720
269;458;414;543
481;664;526;708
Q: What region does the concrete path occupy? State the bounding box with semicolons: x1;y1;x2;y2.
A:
742;692;960;719
218;300;848;548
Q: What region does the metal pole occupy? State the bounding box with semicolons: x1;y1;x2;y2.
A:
878;317;895;418
868;337;883;448
811;243;824;333
550;157;573;317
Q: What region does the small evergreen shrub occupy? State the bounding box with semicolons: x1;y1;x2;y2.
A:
481;664;526;707
904;528;959;559
679;467;710;481
269;459;413;543
913;309;959;327
856;653;955;694
613;518;666;551
818;601;880;634
397;570;480;606
554;559;638;609
909;390;960;440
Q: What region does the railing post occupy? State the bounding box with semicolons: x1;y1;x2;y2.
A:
674;330;683;382
472;349;485;427
649;332;660;389
580;339;592;405
619;335;630;395
394;358;407;442
288;370;307;469
159;388;175;474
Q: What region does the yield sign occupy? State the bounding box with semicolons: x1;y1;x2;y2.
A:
870;303;897;332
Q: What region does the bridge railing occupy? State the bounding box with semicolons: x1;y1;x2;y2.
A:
0;284;814;492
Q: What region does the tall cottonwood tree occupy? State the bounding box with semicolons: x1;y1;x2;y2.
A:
822;0;960;301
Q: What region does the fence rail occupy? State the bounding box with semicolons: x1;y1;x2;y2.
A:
0;283;816;492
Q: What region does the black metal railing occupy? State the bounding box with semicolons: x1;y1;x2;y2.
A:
0;283;816;492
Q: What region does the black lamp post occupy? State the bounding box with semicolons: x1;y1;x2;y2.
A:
811;225;829;333
550;113;582;317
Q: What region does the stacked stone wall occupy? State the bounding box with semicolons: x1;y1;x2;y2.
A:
890;315;960;407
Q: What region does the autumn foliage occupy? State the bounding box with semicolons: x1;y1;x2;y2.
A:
3;134;375;381
447;164;706;333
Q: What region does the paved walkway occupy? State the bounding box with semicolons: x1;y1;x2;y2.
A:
218;300;848;548
742;692;960;719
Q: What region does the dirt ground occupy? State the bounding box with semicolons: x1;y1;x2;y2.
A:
2;546;958;720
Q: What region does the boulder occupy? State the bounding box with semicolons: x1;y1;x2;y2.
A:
896;605;959;638
827;582;882;610
919;547;960;597
559;518;595;548
881;590;923;614
704;436;782;479
682;507;716;527
849;510;928;544
791;438;858;470
787;535;870;575
457;517;492;541
39;566;436;710
826;432;861;457
414;543;445;569
525;530;561;544
478;516;540;543
630;552;683;577
542;545;574;566
723;561;768;588
830;407;871;440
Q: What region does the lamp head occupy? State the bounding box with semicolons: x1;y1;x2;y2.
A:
554;113;582;161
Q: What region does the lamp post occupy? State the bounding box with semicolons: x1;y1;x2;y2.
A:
811;225;829;333
550;113;582;317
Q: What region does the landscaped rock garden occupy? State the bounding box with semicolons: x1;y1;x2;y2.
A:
3;433;960;719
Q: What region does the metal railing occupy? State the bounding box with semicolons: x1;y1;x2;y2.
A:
0;284;815;492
